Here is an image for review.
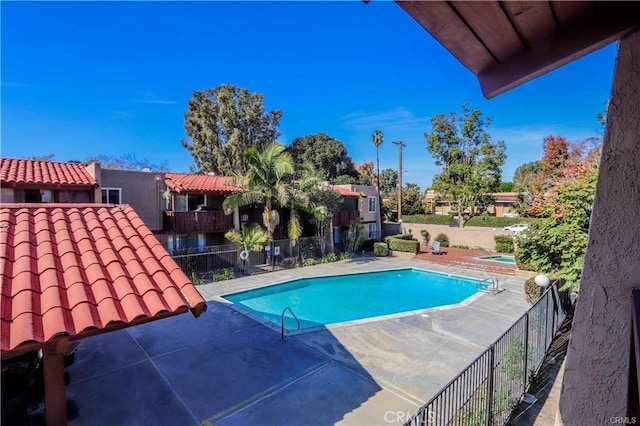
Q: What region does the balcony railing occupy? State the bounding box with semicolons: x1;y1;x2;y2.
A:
332;210;359;227
164;210;233;234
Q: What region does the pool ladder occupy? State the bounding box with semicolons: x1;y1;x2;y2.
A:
479;277;503;295
281;306;301;340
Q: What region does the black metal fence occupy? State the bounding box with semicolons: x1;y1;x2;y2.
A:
171;236;329;279
404;284;569;426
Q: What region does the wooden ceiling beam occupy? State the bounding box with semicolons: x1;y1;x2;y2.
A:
478;7;640;98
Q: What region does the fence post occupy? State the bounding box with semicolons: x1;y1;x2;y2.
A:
485;345;494;426
523;312;529;394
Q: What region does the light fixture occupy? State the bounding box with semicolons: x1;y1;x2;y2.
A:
534;274;551;287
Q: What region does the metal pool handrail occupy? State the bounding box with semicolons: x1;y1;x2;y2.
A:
478;277;501;294
281;306;301;340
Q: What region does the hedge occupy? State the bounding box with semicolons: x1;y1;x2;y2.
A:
383;234;414;243
494;235;515;253
464;216;541;228
401;214;451;225
373;242;389;257
434;233;450;247
388;238;420;254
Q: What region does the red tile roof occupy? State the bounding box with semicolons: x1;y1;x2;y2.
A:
331;185;361;197
164;173;239;194
0;158;98;187
0;203;207;354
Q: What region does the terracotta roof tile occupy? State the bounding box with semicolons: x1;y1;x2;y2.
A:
0;158;98;187
164;173;239;194
331;185;361;197
0;203;207;354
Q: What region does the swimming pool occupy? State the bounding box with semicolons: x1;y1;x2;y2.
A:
223;268;488;330
477;255;516;264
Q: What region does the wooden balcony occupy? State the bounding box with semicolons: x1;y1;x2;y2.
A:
164;211;233;234
332;210;359;227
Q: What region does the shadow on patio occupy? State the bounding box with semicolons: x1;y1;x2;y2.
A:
63;300;413;425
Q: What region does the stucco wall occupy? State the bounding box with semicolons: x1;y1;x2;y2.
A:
559;31;640;423
397;223;513;251
101;169;164;231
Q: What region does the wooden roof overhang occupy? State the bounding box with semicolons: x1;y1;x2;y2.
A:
397;1;640;98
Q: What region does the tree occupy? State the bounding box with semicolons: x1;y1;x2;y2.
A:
371;130;384;188
357;161;375;186
306;183;342;256
539;135;570;183
512;161;542;216
597;99;609;127
182;84;282;175
84;153;168;171
288;133;359;182
515;167;598;293
498;182;514;192
401;183;424;215
378;168;398;198
224;224;272;274
425;103;506;227
222;142;301;264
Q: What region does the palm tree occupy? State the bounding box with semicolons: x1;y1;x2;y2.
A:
372;130;384;187
223;142;302;267
225;224;272;274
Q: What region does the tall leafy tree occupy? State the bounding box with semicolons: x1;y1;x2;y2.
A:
306;183;342;256
516;167;598;294
223;142;301;248
401;183;424;215
357;161;375;186
288;132;359;182
182;84;282;175
84;153;168;171
425;103;506;227
378;168;398;198
371;130;384;187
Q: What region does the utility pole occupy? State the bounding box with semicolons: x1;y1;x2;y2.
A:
392;140;406;222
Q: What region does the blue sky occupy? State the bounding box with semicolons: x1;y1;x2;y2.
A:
2;1;615;190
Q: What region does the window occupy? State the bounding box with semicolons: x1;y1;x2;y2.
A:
174;194;205;212
101;188;121;204
368;196;377;213
167;234;206;253
367;223;377;239
24;189;52;203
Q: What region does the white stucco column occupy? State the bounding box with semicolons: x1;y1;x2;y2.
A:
233;207;240;231
559;30;640;423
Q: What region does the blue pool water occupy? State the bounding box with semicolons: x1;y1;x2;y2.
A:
223;268;488;330
478;255;516;264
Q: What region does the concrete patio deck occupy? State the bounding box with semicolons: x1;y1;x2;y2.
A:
65;258;530;425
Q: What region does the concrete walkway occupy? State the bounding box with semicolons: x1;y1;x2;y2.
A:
66;258;530;425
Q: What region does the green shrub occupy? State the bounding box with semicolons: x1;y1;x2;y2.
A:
213;268;235;282
464;216;541;228
524;276;543;305
515;249;535;272
419;229;430;243
494;235;515;253
189;272;206;286
434;233;450;247
303;258;317;267
339;252;353;261
388;238;419;254
320;253;338;263
402;214;451;225
453;244;470;249
383;234;414;243
373;242;389;257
